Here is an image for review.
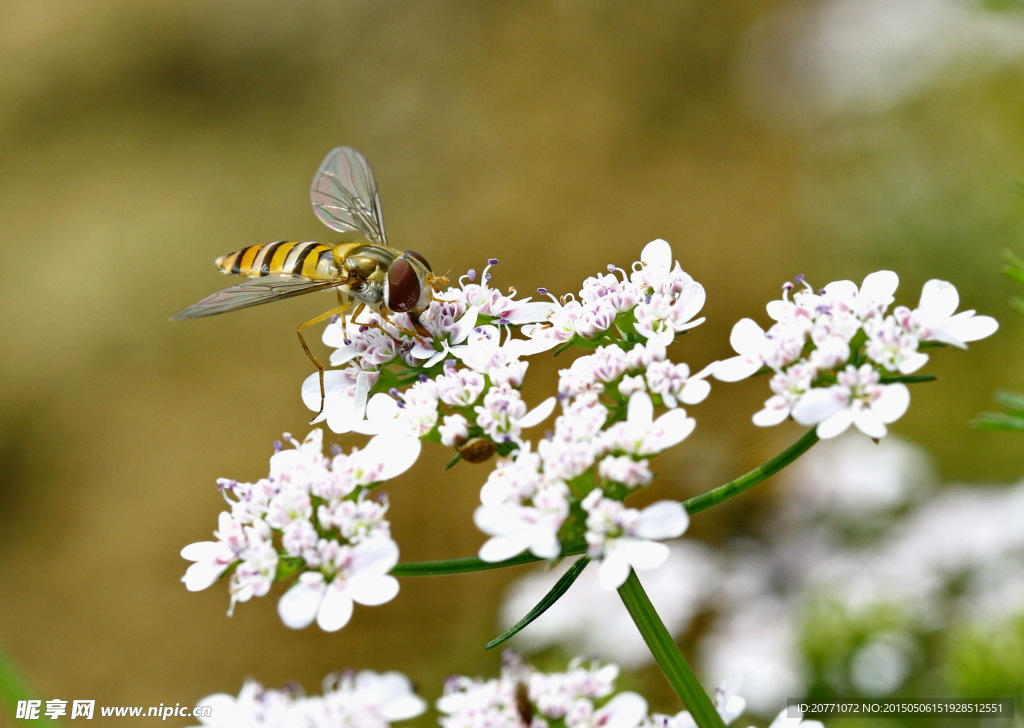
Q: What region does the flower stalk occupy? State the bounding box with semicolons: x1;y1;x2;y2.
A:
617;569;727;728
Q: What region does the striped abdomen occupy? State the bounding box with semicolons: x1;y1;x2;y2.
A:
216;241;338;280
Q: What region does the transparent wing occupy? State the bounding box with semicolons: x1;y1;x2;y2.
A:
310;146;388;245
170;274;345;320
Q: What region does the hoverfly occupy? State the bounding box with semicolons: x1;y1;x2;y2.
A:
171;147;446;417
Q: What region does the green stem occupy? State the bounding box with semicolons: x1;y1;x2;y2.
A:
618;569;725;728
391;548;577;576
683;428;818;515
394;429;819;577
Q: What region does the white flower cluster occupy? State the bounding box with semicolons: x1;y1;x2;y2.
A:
304;257;559;461
525;238;707;347
474;345;703;589
186;656;823;728
295;240;712;589
187;670;426;728
438;653;748;728
181;429;417;631
712;272;997;439
470;240;712;589
305;240;707;458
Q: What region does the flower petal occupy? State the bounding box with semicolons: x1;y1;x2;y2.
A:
640;239;673;270
479;532;532;562
635;501;689;539
505;301;559;324
351;537;400;574
815;409;854;439
598;551;633;590
316;580;355;631
277;574;325;629
919;279;959;318
873;383;910;424
520;396;556;428
621;539;670;571
595;692;649;728
859;270;899;305
349;573;400;606
945;311;998;345
792;388;846;426
359;431;422;480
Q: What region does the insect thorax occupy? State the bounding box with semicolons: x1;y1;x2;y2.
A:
335;243;398;306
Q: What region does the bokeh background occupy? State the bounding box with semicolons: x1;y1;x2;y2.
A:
2;1;1023;726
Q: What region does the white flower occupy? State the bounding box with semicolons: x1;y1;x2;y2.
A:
721;271;993;434
408;306;480;367
303;368;378;433
711;318;770;382
583;492;690;590
752;363;815;427
591;692;649;728
603;391;696;456
183;431;409;631
864;315;927;374
438;654;645;728
762;706;825;728
277;537;400;631
350;412;423;479
314;671;428;725
187;671;426;728
792;365;910;439
475;481;570;562
438;413;471;447
644;681;746;727
645;359;711;407
598;455;654;489
899;278;998;348
820;270;899;320
188;680;297;727
180;511;243;592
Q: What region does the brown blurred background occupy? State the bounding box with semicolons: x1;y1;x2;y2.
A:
2;1;1023;724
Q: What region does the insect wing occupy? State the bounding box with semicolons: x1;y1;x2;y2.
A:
310;146;388;246
170;274;344;320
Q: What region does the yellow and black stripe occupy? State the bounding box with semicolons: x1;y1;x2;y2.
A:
215;241;336;280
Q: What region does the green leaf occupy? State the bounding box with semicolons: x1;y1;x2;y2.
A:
973;413;1024;431
618;570;726;728
879;374;937;385
1003;250;1024;284
485;557;590;650
973;389;1024;431
994;389;1024;416
0;640;58;727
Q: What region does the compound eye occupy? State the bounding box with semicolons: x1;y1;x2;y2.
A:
387;257;423;313
403;249;432;271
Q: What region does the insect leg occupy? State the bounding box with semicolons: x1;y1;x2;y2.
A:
297;302;353;422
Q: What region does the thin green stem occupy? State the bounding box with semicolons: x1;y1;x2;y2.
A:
617;570;725;728
682;428;819;515
391;548;577;576
394;429;818;577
